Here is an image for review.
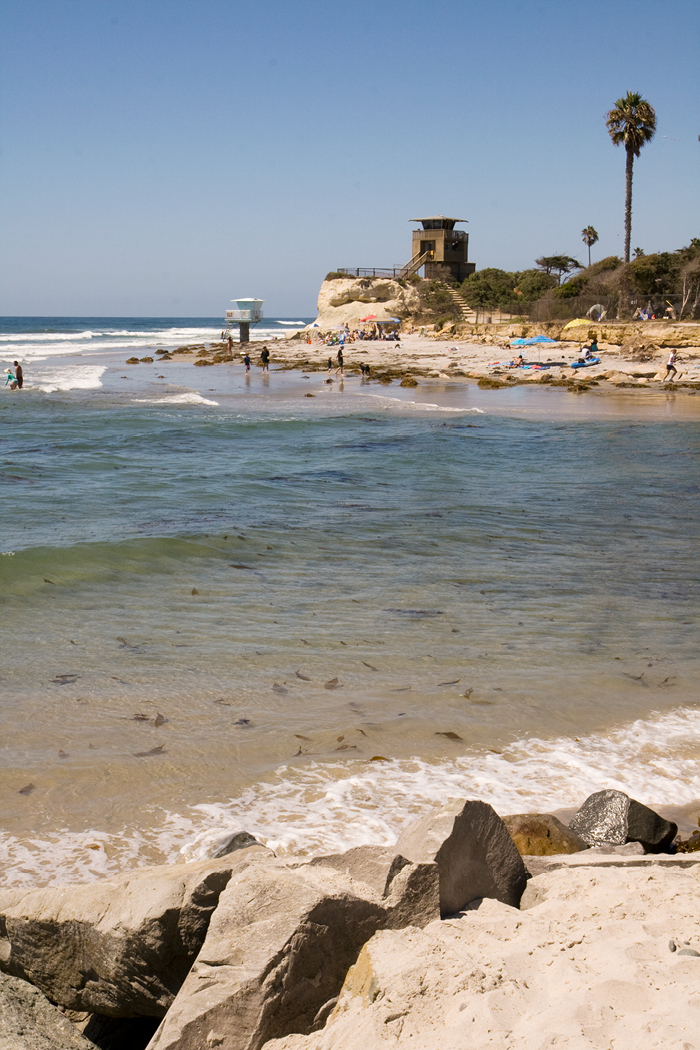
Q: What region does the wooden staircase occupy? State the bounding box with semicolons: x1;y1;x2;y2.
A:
396;250;433;280
443;286;476;322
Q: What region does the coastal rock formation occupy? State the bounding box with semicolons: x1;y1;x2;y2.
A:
569;789;678;852
0;849;271;1018
394;800;528;915
0;969;97;1050
313;277;420;328
266;864;700;1050
502;813;588;856
146;857;433;1050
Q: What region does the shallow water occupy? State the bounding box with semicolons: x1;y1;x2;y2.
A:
1;325;700;886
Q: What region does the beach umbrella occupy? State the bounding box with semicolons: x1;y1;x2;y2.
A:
562;318;589;330
360;314;378;321
510;336;558;346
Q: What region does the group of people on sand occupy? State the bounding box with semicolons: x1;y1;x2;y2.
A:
4;361;23;390
315;324;400;346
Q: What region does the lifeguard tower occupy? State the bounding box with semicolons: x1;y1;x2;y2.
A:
225;298;264;343
410;217;475;282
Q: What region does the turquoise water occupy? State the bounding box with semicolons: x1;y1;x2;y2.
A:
1;328;700;885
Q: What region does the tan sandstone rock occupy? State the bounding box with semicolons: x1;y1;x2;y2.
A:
314;278;419;328
266;865;700;1050
146;856;434;1050
0;848;272;1018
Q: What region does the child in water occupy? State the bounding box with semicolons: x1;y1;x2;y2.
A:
243;353;251;373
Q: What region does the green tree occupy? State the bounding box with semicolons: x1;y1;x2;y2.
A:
606;92;656;264
581;226;599;267
535;255;582;285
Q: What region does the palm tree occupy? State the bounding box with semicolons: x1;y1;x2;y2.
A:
581;226;599;268
606;92;656;264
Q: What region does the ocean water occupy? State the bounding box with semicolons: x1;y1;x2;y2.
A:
1;318;699;886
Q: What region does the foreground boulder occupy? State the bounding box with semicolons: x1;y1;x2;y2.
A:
147;856;437;1050
0;969;96;1050
568;790;677;852
502;813;588;856
394;800;528;914
266;865;700;1050
0;849;271;1018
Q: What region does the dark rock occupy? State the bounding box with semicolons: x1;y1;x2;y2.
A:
393;799;528;914
503;813;588;856
568;790;677;853
81;1015;160;1050
399;375;418;387
209;831;264;858
0;969;96;1049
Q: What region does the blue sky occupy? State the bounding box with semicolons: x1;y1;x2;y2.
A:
1;0;698;316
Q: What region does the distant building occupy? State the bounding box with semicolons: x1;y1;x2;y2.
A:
410;216;475;282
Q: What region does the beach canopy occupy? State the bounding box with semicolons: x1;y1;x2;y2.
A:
510;335;558;346
360;314;378;321
376;318;401;324
562;318;590;330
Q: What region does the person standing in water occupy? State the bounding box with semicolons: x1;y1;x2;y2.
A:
4;368;18;390
243;352;251;374
13;362;23;388
335;347;344;377
260;347;270;373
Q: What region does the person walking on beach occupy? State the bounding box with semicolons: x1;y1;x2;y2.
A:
335;347;344;377
227;333;234;353
260;347;270;373
243;352;251;374
13;361;23;388
664;350;678;382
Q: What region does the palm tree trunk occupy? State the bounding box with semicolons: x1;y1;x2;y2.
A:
624;147;634;264
588;243;591;267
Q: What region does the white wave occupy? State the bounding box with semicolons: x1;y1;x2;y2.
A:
361;392;482;413
1;706;698;888
132;393;219;406
0;330;97;342
180;706;700;861
30;365;106;392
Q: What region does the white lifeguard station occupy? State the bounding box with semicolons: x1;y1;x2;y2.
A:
225;298;264;344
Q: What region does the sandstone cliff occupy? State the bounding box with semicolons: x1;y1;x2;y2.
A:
312;277;420;329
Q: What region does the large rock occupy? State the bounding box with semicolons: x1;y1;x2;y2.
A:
568;790;677;852
313;277;419;328
146;853;439;1050
265;865;700;1050
502;813;588;856
0;848;271;1018
394;800;528;914
0;969;97;1050
309;845;439;929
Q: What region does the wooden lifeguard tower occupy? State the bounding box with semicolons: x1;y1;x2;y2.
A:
410;216;475;282
225;298;264;343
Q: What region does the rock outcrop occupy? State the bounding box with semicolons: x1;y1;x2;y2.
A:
394;800;528;914
0;850;271;1018
266;865;700;1050
0;969;97;1050
568;789;678;852
146;856;436;1050
313;277;420;329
